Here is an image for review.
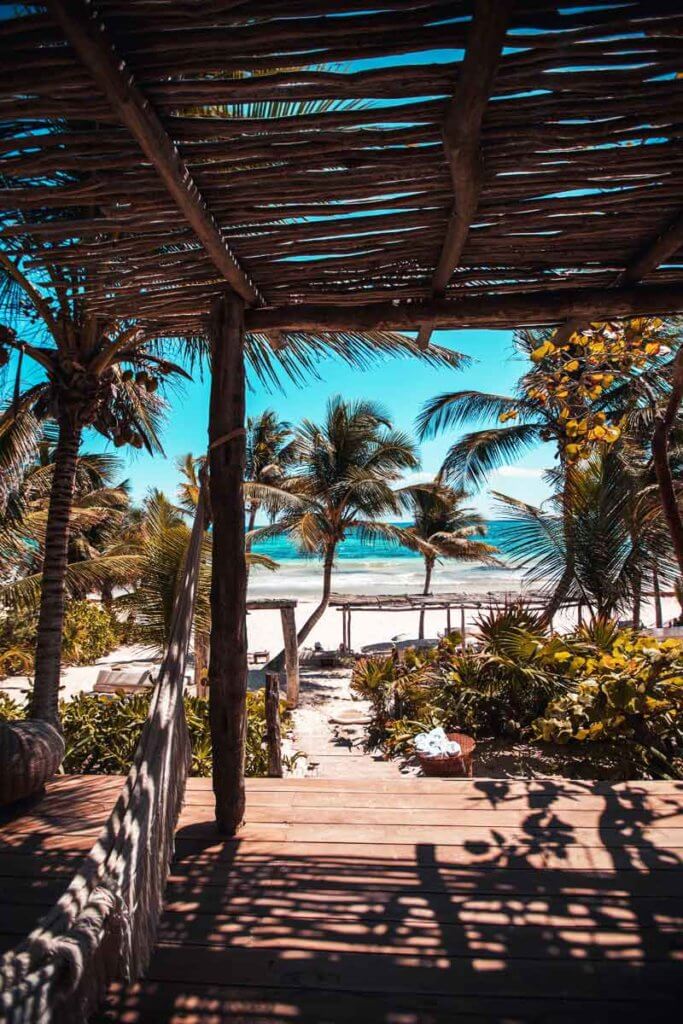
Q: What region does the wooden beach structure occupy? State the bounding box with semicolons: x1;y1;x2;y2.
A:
332;589;561;650
247;599;299;707
1;0;683;1018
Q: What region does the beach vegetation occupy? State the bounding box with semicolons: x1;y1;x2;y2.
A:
352;605;683;779
253;396;432;647
0;687;295;778
0;600;121;680
418;318;682;622
494;449;677;624
0;282;188;729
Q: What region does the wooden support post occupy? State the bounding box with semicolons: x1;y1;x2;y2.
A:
208;291;248;835
460;605;466;650
265;672;283;779
577;602;583;628
347;609;352;653
280;605;299;708
446;605;452;635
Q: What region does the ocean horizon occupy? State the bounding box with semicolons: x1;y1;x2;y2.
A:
249;520;531;600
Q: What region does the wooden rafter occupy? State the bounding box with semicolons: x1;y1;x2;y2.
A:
417;0;512;348
47;0;261;307
553;206;683;345
246;284;683;334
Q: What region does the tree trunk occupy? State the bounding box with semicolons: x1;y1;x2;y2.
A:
244;502;258;581
194;630;209;696
296;545;335;646
208;292;248;836
652;345;683;576
653;566;663;628
419;557;434;640
632;575;641;630
30;415;82;724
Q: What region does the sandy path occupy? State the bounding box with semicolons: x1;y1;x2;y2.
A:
288;667;409;779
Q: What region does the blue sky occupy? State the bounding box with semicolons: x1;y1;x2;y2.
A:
82;328;554;518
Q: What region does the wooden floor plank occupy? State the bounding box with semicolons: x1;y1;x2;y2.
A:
1;774;681;1022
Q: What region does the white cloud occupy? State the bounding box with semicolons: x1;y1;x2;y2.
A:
393;470;434;488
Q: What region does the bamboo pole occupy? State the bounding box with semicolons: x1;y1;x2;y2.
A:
207;290;248;835
280;605;299;708
265;672;283;779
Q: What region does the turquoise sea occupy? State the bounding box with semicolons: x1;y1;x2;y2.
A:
248;520;529;600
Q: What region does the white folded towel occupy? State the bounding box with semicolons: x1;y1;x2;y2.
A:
414;726;461;758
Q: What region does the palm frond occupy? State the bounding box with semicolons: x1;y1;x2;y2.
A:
417;390;530;439
440;424;543;490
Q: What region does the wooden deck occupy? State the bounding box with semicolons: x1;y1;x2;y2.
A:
1;775;682;1022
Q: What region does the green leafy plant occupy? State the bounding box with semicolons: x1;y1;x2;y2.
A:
0;687;297;778
0;600;120;679
61;601;121;666
0;690;24;720
532;631;683;776
352;606;683;777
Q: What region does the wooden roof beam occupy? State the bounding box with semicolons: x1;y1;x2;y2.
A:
246;284;683;334
552;207;683;345
47;0;261;307
418;0;512;348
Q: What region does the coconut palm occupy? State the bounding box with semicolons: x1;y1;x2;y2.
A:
0;252;192;725
494;449;676;623
255;397;431;648
245;410;295;544
0;430;140;613
398;481;500;638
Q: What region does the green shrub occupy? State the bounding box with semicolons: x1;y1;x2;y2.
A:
0;687;295;778
0;691;24;720
0;601;121;679
61;601;121;666
532;631;683;777
351;608;683;778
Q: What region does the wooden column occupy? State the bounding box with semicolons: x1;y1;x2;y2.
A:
265;672;283;778
280;605;299;708
208;291;248;835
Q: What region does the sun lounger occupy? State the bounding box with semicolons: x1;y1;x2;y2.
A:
93;668;153;694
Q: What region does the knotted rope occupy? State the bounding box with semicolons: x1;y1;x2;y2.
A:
0;480;209;1024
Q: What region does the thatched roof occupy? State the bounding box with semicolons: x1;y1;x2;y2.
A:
1;1;682;337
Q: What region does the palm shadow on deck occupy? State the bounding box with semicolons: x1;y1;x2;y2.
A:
1;776;681;1022
89;777;683;1024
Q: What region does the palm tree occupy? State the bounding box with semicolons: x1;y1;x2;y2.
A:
245;410;295;545
0;430;140;613
173;458;281;688
494;450;676;623
398;481;500;638
0;254;191;726
255;397;431;647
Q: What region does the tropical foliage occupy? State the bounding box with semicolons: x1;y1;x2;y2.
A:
351;606;683;779
0;433;140;612
0;688;295;778
0;601;121;680
255;396;431;646
494;450;676;622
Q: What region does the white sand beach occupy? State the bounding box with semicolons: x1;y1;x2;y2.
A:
2;555;679;704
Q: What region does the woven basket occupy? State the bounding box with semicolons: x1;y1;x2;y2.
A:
416;731;475;778
0;719;65;806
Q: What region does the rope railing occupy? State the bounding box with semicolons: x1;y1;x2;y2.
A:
0;481;208;1024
